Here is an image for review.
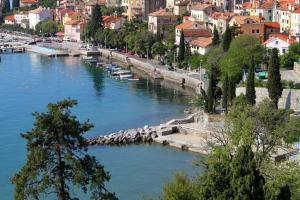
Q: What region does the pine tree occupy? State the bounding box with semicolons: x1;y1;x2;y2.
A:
222;25;232;51
2;0;11;14
212;25;220;46
267;48;282;109
178;29;185;63
246;57;256;105
11;99;117;200
222;73;229;113
12;0;20;8
231;145;265;200
228;76;236;105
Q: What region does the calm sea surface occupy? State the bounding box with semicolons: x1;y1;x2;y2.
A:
0;53;202;199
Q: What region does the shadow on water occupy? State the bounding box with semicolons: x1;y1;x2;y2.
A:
83;63;105;95
130;78;192;104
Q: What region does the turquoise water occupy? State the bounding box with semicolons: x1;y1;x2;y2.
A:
0;53;201;199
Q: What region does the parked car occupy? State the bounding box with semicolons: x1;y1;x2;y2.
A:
43;38;51;43
138;54;146;58
167;66;176;71
120;48;126;53
63;36;71;41
128;50;135;55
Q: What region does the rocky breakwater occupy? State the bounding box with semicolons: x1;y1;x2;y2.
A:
87;125;178;146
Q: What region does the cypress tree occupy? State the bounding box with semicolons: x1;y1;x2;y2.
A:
2;0;11;14
89;4;103;41
246;57;256;105
267;48;282;109
178;29;185;63
222;73;229;113
228;76;236;105
212;25;220;46
12;0;20;8
222;25;232;51
231;145;265;200
206;66;219;113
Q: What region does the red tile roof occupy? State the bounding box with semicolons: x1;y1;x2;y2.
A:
21;0;38;4
264;21;280;29
149;9;175;17
190;37;212;47
265;33;296;44
183;29;211;38
191;3;212;11
176;21;204;29
5;15;14;21
64;19;80;25
243;2;252;9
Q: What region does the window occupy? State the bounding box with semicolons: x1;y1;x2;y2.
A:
268;10;272;13
247;20;250;23
275;40;278;44
287;20;289;24
256;29;259;33
269;16;272;20
283;49;286;53
282;19;284;23
252;29;255;33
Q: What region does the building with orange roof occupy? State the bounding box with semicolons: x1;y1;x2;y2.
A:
148;9;177;36
190;36;213;55
20;0;38;7
290;6;300;36
63;11;85;25
173;0;190;16
175;22;211;45
245;0;274;21
64;20;85;42
209;11;236;33
4;15;15;25
190;3;220;22
264;33;296;55
103;15;125;30
175;20;208;44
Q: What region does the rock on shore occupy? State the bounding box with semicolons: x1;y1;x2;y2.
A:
87;125;178;146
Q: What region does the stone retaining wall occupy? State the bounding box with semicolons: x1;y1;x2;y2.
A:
236;87;300;111
98;48;201;93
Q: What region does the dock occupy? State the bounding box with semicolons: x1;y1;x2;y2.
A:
27;46;69;57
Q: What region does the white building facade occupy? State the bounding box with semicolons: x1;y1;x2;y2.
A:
28;7;52;30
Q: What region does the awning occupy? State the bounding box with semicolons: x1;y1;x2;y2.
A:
55;32;64;36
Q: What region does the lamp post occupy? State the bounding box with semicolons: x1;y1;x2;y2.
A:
199;61;202;89
105;34;107;49
147;46;149;63
126;39;128;55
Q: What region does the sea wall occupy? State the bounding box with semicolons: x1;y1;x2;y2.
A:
98;48;201;93
236;87;300;111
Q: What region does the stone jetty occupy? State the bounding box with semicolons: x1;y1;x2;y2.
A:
87;125;179;146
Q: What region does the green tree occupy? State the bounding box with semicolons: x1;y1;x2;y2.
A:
12;0;20;8
228;76;236;106
222;73;229;112
220;34;263;82
178;30;185;63
35;19;58;36
88;4;103;41
161;173;198;200
222;25;231;51
151;41;166;57
39;0;57;7
212;25;220;46
267;48;283;109
246;57;256;105
2;0;11;14
231;145;265;200
206;65;220;113
11;99;117;200
188;53;205;70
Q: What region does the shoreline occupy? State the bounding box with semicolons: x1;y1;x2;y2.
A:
87;111;224;155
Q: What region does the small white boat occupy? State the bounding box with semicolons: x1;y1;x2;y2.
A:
82;56;97;64
112;70;133;79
